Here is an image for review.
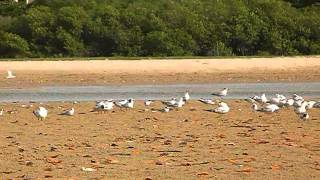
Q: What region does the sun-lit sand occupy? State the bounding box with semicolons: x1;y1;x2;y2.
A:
0;100;319;179
0;56;319;87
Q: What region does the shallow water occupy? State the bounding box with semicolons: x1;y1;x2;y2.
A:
1;82;319;102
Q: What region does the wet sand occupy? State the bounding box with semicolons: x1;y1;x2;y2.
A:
0;56;319;88
0;100;319;179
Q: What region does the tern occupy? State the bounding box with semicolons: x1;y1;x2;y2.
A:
213;102;230;114
183;90;190;101
306;101;316;109
294;101;308;114
123;99;134;109
174;97;185;108
161;106;171;113
199;98;215;105
144;100;154;106
6;70;16;79
252;103;279;112
212;88;228;97
61;108;75;116
33;107;48;120
95;101;114;113
162;98;177;107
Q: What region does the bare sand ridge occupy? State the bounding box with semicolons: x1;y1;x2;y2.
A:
0;56;319;87
0;100;319;179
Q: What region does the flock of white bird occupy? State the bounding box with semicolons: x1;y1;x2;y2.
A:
249;93;319;120
3;70;319;121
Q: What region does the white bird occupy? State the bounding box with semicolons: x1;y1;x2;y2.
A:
306;101;317;109
33;107;48;120
212;88;228;97
161;106;171;113
213;102;230;114
299;113;309;120
285;99;295;106
314;102;320;108
199;98;215;105
123;99;134;109
144;100;154;106
254;103;279;112
6;70;16;79
0;109;3;116
251;94;268;103
174;97;185;108
294;101;308;114
293;94;304;101
116;99;128;107
162;98;177;106
293;100;304;107
61;108;75;116
95;101;114;112
260;93;268;103
270;97;281;105
183;90;190;101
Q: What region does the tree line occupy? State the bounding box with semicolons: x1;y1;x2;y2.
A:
0;0;319;58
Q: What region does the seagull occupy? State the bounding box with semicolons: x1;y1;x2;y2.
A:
293;100;304;107
33;107;48;120
162;98;177;107
293;94;304;101
161;106;171;113
213;102;230;114
306;101;317;109
285;99;295;106
314;102;320;108
123;99;134;109
6;70;16;79
116;99;128;107
260;93;268;103
198;98;215;105
183;90;190;102
144;100;154;106
253;103;279;112
212;88;228;97
251;94;268;103
299;113;309;120
294;101;308;114
174;97;185;108
61;108;75;116
95;101;114;113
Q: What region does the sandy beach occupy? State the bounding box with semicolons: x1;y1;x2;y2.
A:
0;100;319;179
0;56;319;87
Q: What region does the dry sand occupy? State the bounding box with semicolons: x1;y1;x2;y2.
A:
0;100;319;179
0;56;319;87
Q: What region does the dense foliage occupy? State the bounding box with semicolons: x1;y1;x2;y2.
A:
0;0;319;58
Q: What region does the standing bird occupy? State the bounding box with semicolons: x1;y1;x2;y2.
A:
183;90;190;102
213;102;230;114
61;108;75;116
212;88;228;97
123;99;134;109
174;97;185;108
33;107;48;120
6;70;16;79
